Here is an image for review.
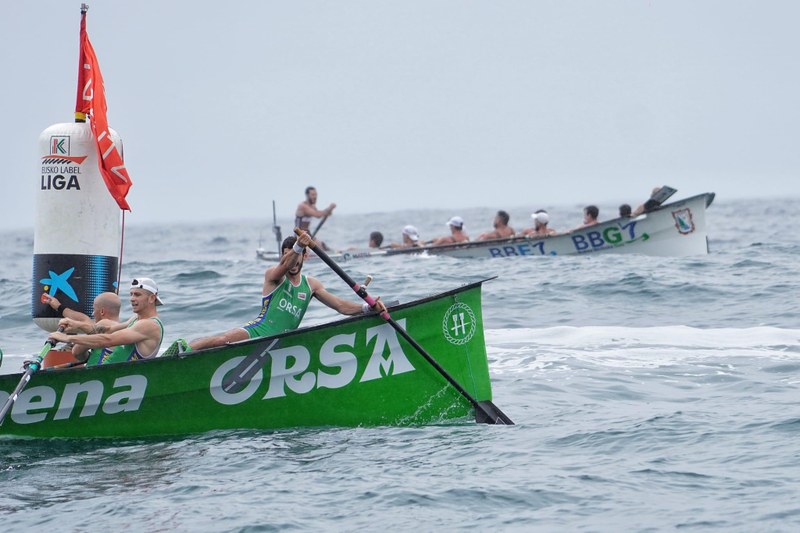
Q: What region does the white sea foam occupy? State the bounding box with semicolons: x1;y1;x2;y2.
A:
488;325;800;347
486;326;800;372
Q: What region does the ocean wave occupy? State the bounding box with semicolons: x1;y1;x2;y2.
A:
488;325;800;347
486;326;800;372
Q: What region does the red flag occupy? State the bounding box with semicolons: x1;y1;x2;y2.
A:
75;9;132;211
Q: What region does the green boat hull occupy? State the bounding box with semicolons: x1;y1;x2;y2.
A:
0;281;494;438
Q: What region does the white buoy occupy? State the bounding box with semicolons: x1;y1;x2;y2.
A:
32;121;122;331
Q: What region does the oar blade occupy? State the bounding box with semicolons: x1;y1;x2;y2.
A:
475;400;515;425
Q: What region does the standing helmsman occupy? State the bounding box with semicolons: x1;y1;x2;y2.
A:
295;186;336;231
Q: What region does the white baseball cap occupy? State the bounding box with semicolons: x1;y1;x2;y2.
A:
532;212;550;225
446;216;464;229
402;225;419;242
130;277;164;306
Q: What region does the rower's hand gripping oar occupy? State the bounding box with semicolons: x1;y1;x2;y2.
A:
0;327;64;425
294;228;514;425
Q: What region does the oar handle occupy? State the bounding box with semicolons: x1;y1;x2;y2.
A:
295;228;388;319
31;326;65;371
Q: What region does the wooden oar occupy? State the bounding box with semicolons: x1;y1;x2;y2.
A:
294;228;514;425
43;360;86;371
0;328;63;425
310;215;328;239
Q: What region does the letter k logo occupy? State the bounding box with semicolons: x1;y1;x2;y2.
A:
52;138;67;155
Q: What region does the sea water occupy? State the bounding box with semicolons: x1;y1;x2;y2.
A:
0;197;799;530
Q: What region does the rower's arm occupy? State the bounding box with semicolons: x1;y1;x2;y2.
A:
51;318;159;351
313;286;363;315
309;277;385;316
298;202;336;218
265;232;313;287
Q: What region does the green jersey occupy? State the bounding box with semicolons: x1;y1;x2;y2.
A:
90;317;164;365
243;275;313;339
85;347;111;366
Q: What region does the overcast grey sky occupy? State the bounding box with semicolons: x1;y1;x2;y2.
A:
2;1;798;230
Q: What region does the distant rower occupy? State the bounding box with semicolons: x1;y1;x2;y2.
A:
295;186;336;231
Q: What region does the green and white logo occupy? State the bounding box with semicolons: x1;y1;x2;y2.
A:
442;303;476;345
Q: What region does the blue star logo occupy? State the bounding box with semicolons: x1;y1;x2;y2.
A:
40;267;79;302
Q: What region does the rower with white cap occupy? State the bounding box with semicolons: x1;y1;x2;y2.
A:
431;216;470;245
48;277;165;365
390;225;423;248
519;210;557;238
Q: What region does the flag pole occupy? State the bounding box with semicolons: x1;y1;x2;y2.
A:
75;4;89;123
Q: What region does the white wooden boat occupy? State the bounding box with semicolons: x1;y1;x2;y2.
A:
257;192;715;261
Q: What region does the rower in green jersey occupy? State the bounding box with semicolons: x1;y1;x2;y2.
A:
50;277;165;365
241;273;313;339
187;229;388;352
